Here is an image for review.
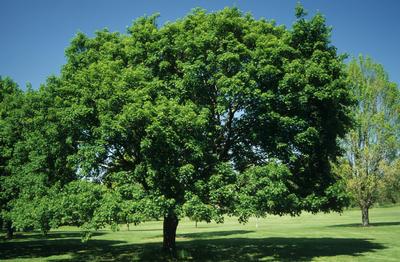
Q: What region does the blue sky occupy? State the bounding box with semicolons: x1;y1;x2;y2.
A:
1;0;399;89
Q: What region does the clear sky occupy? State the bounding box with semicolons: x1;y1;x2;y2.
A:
1;0;399;89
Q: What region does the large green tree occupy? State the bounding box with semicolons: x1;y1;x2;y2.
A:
339;56;400;226
45;7;352;252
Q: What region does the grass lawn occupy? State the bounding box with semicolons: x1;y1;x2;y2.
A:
1;205;399;261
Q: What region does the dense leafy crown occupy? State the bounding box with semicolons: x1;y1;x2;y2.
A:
1;7;353;232
57;7;351;222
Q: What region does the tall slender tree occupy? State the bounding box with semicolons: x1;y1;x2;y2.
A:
340;56;400;226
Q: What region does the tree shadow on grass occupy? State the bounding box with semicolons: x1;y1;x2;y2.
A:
173;237;385;262
178;230;254;239
0;231;105;241
0;232;385;262
0;237;124;260
329;221;400;228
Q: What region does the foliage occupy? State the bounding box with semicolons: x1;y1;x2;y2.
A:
58;5;350;212
379;159;400;203
1;6;353;249
337;55;400;225
0;76;85;236
236;162;299;222
0;77;25;236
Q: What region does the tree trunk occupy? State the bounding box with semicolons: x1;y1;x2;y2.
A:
361;206;370;226
163;213;179;255
5;221;13;239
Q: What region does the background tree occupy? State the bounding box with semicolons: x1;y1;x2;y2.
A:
47;6;352;253
339;56;400;226
379;159;400;203
1;76;91;237
0;76;23;239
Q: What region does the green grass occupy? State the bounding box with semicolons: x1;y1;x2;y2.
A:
1;206;400;261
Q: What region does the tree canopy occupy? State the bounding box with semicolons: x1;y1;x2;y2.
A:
1;7;354;252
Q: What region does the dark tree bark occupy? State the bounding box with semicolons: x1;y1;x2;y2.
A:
163;212;179;255
361;206;370;226
5;220;13;239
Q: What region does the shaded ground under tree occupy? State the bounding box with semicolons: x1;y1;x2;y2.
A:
0;230;385;261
